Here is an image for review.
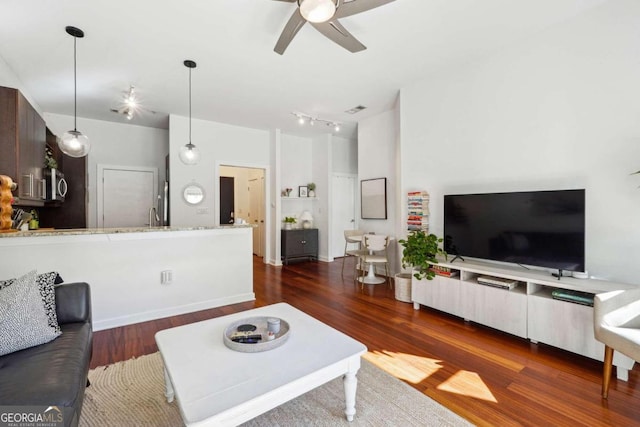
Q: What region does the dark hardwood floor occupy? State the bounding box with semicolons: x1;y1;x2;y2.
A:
92;256;640;426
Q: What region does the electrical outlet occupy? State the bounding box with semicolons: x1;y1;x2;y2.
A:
160;270;173;284
196;207;209;215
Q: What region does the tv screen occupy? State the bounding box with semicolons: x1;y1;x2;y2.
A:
444;189;585;272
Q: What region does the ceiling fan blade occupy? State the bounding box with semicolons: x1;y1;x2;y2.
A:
335;0;396;19
312;20;366;53
274;9;307;55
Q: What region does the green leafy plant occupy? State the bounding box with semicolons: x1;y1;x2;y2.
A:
398;230;446;280
307;182;316;192
283;216;296;223
44;145;58;170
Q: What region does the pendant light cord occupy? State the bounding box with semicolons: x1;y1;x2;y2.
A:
73;35;77;132
188;67;192;145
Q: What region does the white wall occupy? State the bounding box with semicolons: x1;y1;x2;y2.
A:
332;135;358;175
0;53;42;115
312;134;331;261
358;109;400;273
0;228;254;330
169;114;270;227
44;113;168;228
399;0;640;285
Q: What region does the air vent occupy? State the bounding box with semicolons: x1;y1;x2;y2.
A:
345;105;366;114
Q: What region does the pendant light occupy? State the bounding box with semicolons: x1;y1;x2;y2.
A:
59;26;90;158
179;60;200;165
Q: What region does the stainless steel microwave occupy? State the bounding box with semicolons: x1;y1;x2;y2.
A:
44;168;68;202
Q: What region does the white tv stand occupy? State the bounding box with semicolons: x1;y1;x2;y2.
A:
411;258;638;380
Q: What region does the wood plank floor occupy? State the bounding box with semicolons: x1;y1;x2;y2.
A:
91;256;640;426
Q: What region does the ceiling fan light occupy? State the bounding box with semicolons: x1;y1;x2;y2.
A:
299;0;336;23
59;130;90;158
179;143;200;165
298;116;305;125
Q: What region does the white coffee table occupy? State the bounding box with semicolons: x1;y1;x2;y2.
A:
155;303;367;426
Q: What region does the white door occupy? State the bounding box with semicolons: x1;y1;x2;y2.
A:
331;174;357;259
249;174;265;257
99;166;158;228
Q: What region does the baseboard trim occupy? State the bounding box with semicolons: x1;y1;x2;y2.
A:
93;292;256;331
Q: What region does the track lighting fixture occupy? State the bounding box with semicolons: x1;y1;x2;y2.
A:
291;112;341;132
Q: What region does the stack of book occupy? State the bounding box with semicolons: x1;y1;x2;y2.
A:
407;191;429;232
429;265;459;278
551;289;594;306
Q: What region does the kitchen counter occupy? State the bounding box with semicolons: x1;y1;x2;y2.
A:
0;224;254;238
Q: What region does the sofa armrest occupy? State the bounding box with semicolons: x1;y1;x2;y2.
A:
55;282;92;325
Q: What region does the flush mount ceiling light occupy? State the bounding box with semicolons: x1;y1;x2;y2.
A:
110;86;138;120
292;112;341;132
59;26;90;158
123;86;137;120
298;0;337;23
178;60;200;166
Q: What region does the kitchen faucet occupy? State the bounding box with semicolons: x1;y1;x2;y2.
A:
149;207;160;227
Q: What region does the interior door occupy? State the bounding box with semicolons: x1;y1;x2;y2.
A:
331;174;357;259
220;176;235;224
100;166;157;228
248;175;264;257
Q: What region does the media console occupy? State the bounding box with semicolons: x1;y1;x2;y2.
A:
411;258;638;380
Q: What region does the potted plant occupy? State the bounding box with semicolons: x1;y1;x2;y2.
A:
307;182;316;197
283;216;296;230
398;230;446;280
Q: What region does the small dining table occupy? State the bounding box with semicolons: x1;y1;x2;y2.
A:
350;234;393;285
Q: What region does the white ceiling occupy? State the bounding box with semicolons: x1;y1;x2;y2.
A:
0;0;607;139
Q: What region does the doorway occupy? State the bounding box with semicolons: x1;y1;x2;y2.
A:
220;176;235;225
219;165;266;258
331;173;357;259
97;165;158;228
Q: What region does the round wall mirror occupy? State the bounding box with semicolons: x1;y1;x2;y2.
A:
183;183;205;205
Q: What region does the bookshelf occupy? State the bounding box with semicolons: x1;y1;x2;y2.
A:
407;191;429;232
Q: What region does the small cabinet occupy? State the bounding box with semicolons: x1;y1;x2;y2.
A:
281;229;318;264
0;86;46;206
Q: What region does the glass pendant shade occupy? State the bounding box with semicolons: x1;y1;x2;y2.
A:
299;0;336;23
179;143;200;165
59;129;90;158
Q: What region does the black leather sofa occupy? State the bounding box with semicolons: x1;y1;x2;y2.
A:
0;282;93;427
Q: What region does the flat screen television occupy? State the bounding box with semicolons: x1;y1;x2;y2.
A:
444;189;585;272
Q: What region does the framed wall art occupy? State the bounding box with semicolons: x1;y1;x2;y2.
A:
299;186;308;197
361;178;387;219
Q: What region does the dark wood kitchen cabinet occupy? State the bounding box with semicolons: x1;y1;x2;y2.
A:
38;129;88;229
0;86;46;206
281;229;318;264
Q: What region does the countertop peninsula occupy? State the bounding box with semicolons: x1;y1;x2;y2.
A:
0;224;254;239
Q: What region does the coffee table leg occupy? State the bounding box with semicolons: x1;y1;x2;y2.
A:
343;368;358;421
164;368;175;403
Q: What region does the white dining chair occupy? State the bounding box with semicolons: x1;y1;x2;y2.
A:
342;230;367;279
359;234;391;287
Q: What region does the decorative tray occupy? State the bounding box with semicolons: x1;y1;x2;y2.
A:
223;316;290;353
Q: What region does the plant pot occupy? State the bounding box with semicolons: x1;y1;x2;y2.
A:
394;273;412;303
308;190;315;198
284;223;292;230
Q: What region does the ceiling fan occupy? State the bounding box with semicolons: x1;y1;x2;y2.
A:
273;0;396;55
110;86;155;120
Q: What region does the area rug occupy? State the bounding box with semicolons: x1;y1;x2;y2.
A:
79;352;472;426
